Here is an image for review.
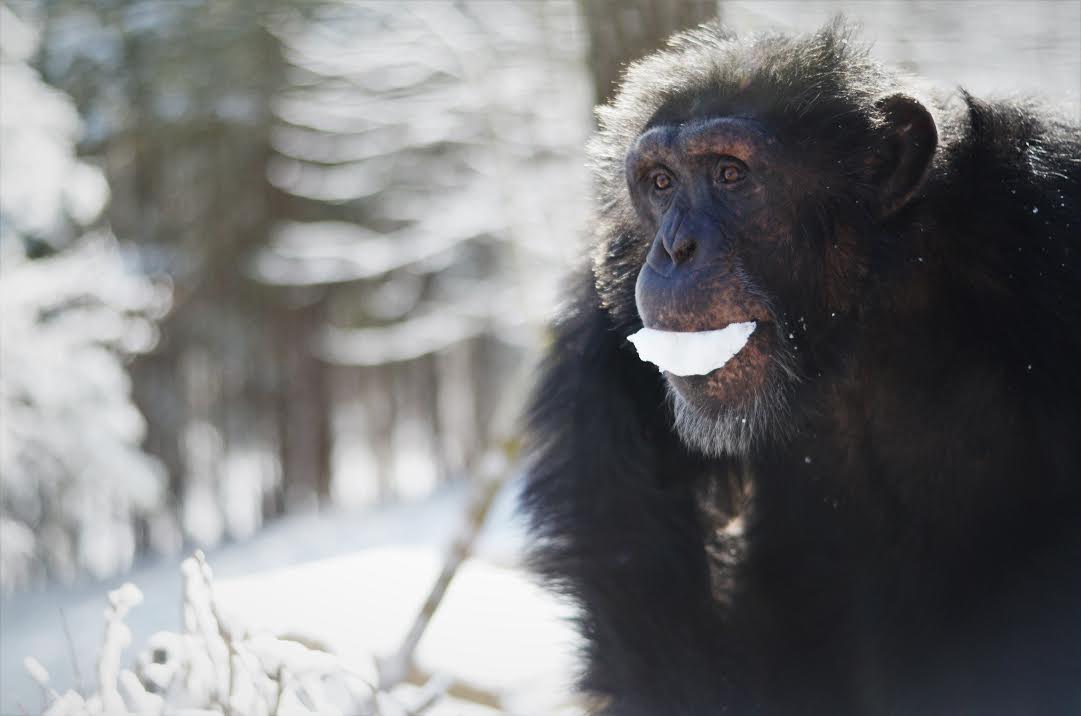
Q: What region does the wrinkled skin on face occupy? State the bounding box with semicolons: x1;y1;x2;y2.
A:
624;97;936;455
628;119;793;407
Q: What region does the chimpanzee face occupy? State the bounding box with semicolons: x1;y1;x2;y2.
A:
624;98;937;455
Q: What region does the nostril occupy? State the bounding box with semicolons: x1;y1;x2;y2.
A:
670;238;697;265
646;238;676;276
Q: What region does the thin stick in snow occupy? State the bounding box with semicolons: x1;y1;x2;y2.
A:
59;607;85;696
405;665;502;711
377;446;512;691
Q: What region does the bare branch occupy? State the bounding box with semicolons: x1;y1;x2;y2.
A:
377;447;512;690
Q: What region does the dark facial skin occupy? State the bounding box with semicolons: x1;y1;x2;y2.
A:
625;98;935;444
626;117;800;412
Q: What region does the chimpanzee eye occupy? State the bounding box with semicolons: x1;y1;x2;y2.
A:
652;171;673;191
717;159;747;184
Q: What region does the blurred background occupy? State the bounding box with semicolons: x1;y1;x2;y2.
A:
1;1;1078;713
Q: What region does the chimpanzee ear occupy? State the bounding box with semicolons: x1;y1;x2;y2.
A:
872;94;937;216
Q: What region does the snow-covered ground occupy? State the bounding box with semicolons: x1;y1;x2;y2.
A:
1;479;582;714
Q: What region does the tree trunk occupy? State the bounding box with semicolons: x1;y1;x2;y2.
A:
275;299;333;507
579;0;719;105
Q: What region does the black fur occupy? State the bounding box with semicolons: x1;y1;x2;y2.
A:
522;21;1081;715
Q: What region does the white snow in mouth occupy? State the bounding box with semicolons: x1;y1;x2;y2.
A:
628;322;757;376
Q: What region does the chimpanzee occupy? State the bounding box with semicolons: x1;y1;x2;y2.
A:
521;20;1081;715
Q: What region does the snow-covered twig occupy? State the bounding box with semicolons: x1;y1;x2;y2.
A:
98;584;143;713
27;551;523;715
23;656;54;710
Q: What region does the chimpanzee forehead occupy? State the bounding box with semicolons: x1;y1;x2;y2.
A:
631;117;775;160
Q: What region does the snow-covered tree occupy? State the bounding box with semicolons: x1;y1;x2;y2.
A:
254;1;592;500
0;4;170;590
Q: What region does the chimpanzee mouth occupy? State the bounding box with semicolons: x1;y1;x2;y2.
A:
628;322;758;376
630;323;787;455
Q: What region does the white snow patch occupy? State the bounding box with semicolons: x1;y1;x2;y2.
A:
213;547;580;708
628;323;757;376
4;481;574;714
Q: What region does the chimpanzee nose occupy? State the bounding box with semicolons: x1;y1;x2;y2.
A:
665;234;697;265
645;203;711;276
646;232;699;276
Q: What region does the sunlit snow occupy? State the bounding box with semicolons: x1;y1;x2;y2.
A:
8;484;583;716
